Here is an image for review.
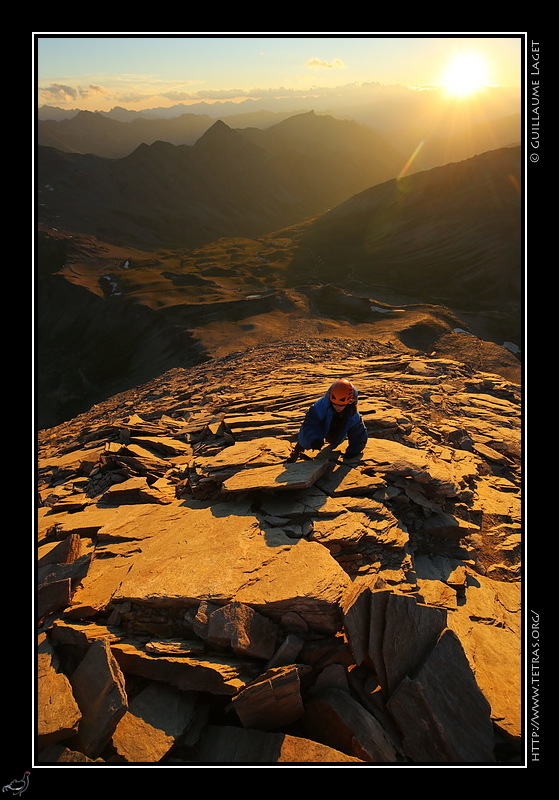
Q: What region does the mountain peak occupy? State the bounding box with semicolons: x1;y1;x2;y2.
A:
193;118;235;146
192;118;266;162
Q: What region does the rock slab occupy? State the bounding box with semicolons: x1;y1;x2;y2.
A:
69;637;128;759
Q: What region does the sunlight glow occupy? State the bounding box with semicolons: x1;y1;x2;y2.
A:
442;53;490;97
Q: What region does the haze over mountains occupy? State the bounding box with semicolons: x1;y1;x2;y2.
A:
38;88;521;171
36;97;522;432
38;113;406;249
37;80;520;131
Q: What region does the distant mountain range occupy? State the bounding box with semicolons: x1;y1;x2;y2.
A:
37;108;302;159
37;109;520;251
37;110;216;158
37;102;521;170
37;113;405;249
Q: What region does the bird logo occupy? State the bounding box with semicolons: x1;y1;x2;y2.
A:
2;773;30;797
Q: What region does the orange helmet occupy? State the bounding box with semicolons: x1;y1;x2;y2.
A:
329;379;354;406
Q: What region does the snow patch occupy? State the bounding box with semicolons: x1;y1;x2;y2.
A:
102;275;120;296
503;341;520;354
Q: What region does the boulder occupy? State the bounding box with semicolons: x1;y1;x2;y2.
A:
303;687;399;762
230;665;308;730
37;633;81;749
198;601;279;660
111;682;198;763
69;637;128;759
386;629;495;763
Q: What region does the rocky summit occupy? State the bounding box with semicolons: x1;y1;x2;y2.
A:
36;338;522;765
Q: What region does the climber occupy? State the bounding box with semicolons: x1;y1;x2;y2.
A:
286;379;368;463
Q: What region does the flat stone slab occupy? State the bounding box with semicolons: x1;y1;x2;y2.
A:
38;445;105;477
259;488;348;519
41;502;177;543
91;503;352;634
221;457;332;494
56;503;193;545
194;437;291;473
311;504;408;550
110;639;259;695
469;476;521;521
100;476;170;505
359;439;477;497
316;464;386;496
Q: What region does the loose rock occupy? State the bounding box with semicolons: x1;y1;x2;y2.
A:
36;346;522;764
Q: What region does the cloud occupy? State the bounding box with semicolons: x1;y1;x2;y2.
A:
162;87;249;101
85;84;112;97
161;83;364;104
37;77;429;112
306;57;346;69
39;83;80;103
39;82;112;104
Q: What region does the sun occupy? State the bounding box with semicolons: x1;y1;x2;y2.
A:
442;53;489;97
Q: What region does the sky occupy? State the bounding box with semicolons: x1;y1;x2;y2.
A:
34;33;524;112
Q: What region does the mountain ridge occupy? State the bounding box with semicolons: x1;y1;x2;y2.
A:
37;104;520;173
290;146;521;325
37;115;403;250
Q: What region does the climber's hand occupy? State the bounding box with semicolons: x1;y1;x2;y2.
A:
286;444;303;463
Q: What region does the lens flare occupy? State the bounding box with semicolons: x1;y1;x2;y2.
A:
398;140;425;180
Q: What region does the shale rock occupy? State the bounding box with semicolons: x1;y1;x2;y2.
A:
69;637;128;759
36;344;522;764
111;682;198;763
37;633;81;749
187;725;365;763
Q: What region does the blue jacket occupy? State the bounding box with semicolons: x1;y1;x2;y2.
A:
297;382;368;456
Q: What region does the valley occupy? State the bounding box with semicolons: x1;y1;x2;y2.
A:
36;116;522;431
